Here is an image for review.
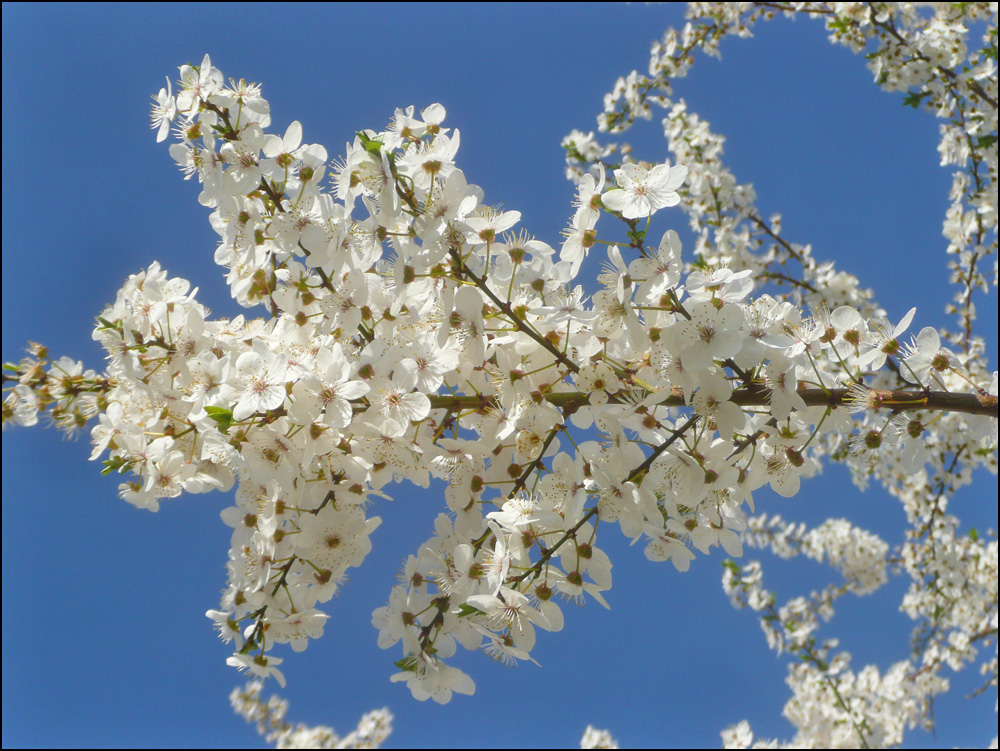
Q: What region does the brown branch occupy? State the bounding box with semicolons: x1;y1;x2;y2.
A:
748;211;809;267
628;414;699;484
427;385;998;418
448;248;581;374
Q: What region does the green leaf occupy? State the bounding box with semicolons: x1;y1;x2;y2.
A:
204;406;234;431
356;131;384;156
722;559;740;574
627;228;647;245
101;456;131;476
902;90;928;109
827;17;851;34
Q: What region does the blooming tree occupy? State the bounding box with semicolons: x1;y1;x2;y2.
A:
2;2;997;747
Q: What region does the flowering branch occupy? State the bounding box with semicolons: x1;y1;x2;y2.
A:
3;4;996;746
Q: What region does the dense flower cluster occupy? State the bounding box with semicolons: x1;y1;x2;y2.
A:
560;1;997;746
2;2;997;746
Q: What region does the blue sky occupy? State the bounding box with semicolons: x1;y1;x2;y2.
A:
2;3;996;748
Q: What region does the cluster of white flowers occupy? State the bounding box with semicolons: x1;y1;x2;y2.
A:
580;725;619;749
231;681;392;748
560;2;997;746
722;558;951;748
2;2;996;745
3;42;994;705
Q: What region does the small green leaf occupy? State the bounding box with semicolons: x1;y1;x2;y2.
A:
356;131;384;156
627;228;646;245
827;17;851;34
204;406;234;431
101;456;131;476
902;90;928;109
